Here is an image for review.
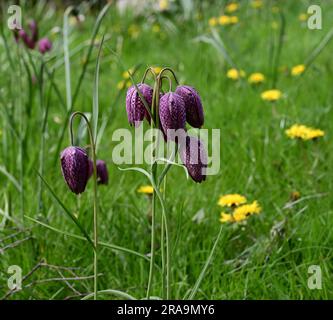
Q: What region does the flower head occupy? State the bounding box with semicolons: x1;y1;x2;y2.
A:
159;92;186;140
38;37;52;54
175;85;204;128
179;135;207;183
227;68;245;80
225;2;239;13
248;72;265;84
126;84;153;126
291;64;306;76
251;0;263;9
220;201;262;224
17;20;38;49
218;194;247;207
299;13;308;22
137;185;154;195
208;17;218;27
60;146;90;194
96;160;109;185
285;124;324;140
219;15;231;26
261;89;282;102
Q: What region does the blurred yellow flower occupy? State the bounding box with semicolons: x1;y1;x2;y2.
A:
225;2;239;13
251;0;263;9
285;124;324;140
152;24;161;33
291;64;306;76
159;0;169;11
219;212;234;223
261;89;282;101
137;185;154;194
122;68;134;79
248;72;265;84
128;24;140;39
299;13;308;22
152;66;162;75
229;16;239;24
220;201;262;224
208;17;218;27
117;80;131;90
219;15;231;25
227;68;245;80
218;194;247;207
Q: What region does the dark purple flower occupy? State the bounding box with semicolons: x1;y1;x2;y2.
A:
28;20;39;43
179;135;207;183
18;29;35;49
175;85;204;128
60;146;90;194
16;20;38;49
126;84;153;127
159;92;186;141
38;37;52;54
96;160;109;185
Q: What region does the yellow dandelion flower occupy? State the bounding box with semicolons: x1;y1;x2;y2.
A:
137;185;154;195
251;0;263;9
152;24;161;33
233;201;262;217
159;0;169;11
261;89;282;102
209;17;218;27
218;15;231;26
290;191;301;202
299;13;308;22
229;16;239;24
152;66;162;75
227;68;246;80
225;2;239;13
218;194;247;207
291;64;306;76
248;72;265;84
128;24;140;39
117;80;126;90
285;124;324;141
122;68;134;79
219;212;234;223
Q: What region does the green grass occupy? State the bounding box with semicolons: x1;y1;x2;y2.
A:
0;0;333;299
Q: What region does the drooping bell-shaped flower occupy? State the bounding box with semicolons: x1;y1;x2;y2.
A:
29;20;39;43
179;135;207;183
175;85;204;128
18;29;35;49
38;37;52;54
126;83;153;127
60;146;90;194
96;160;109;185
159;92;186;140
17;20;39;49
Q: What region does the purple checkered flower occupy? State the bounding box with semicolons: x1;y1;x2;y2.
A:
126;83;153;127
96;160;109;185
60;146;90;194
175;85;204;128
38;38;52;54
179;135;207;183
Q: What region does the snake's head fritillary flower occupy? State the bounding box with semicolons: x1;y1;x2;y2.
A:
60;146;90;194
159;92;186;140
18;29;36;49
96;160;109;185
38;37;52;54
179;135;207;183
175;85;204;128
28;20;39;43
126;83;153;127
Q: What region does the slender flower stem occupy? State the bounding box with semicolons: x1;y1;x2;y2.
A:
70;111;98;300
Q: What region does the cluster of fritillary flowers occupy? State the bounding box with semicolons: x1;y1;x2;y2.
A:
14;20;52;55
218;194;262;224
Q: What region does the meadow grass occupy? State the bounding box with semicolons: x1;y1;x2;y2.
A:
0;0;333;299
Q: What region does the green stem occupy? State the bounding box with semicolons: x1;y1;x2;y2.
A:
70;111;98;300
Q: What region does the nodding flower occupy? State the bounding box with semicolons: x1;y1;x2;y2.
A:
126;84;153;127
159;92;186;141
16;20;39;49
60;146;90;194
96;160;109;185
38;37;52;54
179;135;207;183
175;85;204;128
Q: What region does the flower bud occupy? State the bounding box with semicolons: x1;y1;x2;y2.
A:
179;135;207;183
126;83;153;127
28;20;39;43
96;160;109;185
38;37;52;54
60;146;90;194
18;29;35;49
159;92;186;140
175;85;204;128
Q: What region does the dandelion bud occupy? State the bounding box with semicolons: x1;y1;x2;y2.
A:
126;84;153;127
159;92;186;140
60;146;90;194
38;37;52;54
175;85;204;128
96;160;109;185
179;135;207;183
